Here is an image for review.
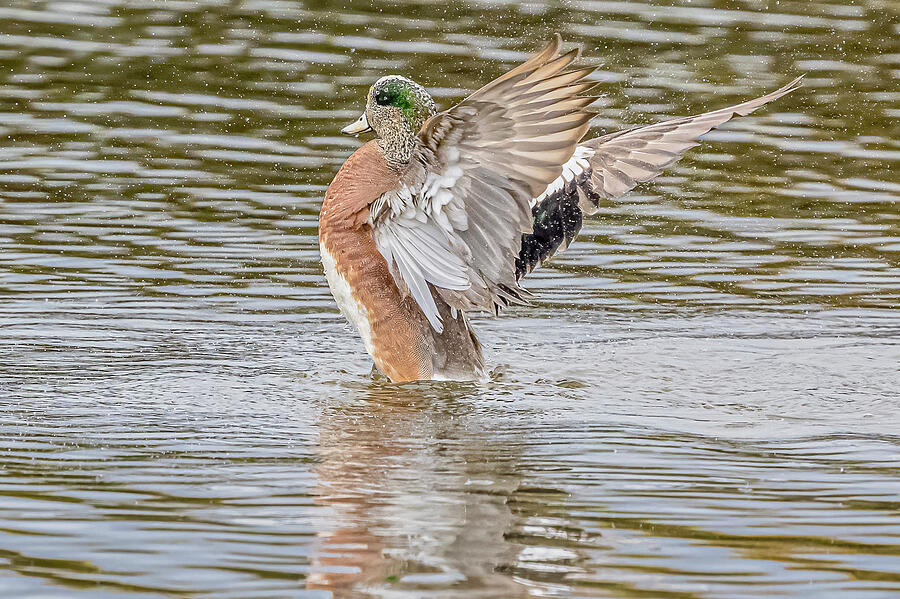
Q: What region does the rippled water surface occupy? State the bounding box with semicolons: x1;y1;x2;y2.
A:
1;0;899;597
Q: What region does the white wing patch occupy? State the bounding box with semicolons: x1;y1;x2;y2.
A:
370;158;471;334
531;145;594;206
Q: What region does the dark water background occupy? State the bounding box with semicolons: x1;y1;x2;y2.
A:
1;0;899;597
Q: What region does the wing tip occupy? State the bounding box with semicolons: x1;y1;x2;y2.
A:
776;74;806;96
542;33;563;58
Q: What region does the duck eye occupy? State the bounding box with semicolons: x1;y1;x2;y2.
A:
375;91;392;106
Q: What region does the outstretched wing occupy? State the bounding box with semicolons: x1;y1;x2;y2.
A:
372;35;596;332
538;76;805;214
516;76;804;278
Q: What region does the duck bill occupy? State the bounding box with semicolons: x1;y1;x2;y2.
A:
341;112;372;135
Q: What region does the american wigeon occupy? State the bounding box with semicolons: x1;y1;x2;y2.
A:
319;35;801;382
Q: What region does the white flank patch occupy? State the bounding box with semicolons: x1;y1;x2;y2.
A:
320;243;377;359
531;145;594;206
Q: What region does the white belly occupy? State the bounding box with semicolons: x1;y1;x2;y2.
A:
320;243;377;359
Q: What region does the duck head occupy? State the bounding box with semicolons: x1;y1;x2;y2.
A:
342;76;437;164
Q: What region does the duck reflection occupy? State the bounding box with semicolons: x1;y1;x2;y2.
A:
307;380;529;598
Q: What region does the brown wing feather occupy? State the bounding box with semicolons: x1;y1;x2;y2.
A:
579;76;804;212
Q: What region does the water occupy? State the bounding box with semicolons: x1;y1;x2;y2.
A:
1;0;898;597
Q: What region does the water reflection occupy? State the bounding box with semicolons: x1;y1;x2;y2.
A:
310;383;529;597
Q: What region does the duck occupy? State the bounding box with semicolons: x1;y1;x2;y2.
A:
318;35;802;383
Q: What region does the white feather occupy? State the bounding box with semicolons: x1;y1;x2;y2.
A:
374;211;471;333
531;145;593;206
369;153;474;333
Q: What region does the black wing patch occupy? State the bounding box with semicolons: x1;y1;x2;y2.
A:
515;166;604;280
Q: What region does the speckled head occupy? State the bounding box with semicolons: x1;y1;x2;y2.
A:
367;76;436;134
341;76;437;163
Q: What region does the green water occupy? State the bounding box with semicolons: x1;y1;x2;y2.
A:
1;0;898;597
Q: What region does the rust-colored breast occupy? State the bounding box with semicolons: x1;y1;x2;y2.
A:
319;142;434;382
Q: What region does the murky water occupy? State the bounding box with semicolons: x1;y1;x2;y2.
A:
1;0;898;597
